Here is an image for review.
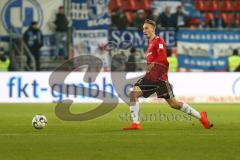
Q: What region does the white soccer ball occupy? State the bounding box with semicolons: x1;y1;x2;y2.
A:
32;115;48;129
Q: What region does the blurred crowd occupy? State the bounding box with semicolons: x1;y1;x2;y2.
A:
23;6;69;71
111;47;180;72
111;5;190;29
111;46;240;72
110;1;240;29
1;1;240;72
0;5;70;71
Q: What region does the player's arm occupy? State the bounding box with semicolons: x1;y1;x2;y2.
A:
146;62;155;72
146;40;163;71
146;50;155;72
146;39;166;72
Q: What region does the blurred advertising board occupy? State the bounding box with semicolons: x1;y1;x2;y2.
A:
71;0;111;30
177;29;240;70
0;72;239;103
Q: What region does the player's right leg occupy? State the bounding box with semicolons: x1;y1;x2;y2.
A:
123;86;144;130
123;77;160;130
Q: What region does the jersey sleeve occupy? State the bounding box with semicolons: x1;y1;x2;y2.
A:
155;38;165;55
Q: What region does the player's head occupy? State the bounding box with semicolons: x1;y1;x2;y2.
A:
143;19;156;39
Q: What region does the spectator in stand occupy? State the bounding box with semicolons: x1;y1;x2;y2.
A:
209;11;225;28
126;48;137;72
157;6;174;28
228;49;240;72
233;14;240;28
51;6;69;59
23;21;43;71
111;9;128;29
146;8;157;22
172;5;188;29
111;51;128;71
133;9;146;30
167;49;178;72
189;18;201;29
0;47;10;71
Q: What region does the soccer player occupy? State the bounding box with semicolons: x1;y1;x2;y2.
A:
123;19;213;130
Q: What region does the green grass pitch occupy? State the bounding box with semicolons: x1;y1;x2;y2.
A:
0;103;240;160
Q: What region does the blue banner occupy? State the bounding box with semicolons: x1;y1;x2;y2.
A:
178;30;240;43
177;29;240;70
109;28;176;49
71;0;111;30
178;55;227;70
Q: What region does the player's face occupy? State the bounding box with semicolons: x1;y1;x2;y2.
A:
143;23;155;39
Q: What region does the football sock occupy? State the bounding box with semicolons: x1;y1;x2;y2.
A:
180;103;201;119
130;102;140;124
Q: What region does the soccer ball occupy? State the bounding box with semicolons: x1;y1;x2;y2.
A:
32;115;48;129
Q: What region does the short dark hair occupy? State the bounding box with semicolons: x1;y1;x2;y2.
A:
233;49;239;56
59;6;64;10
31;21;38;26
144;19;156;28
130;48;136;53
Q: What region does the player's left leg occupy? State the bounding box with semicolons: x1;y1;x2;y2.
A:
165;97;200;119
165;98;213;129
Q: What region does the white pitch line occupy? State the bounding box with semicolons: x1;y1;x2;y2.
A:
0;133;218;136
0;133;56;136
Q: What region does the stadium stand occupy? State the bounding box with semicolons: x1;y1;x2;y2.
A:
0;0;239;71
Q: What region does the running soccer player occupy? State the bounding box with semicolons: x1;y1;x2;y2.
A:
123;19;213;130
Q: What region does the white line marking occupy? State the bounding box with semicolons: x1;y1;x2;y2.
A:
0;133;218;136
